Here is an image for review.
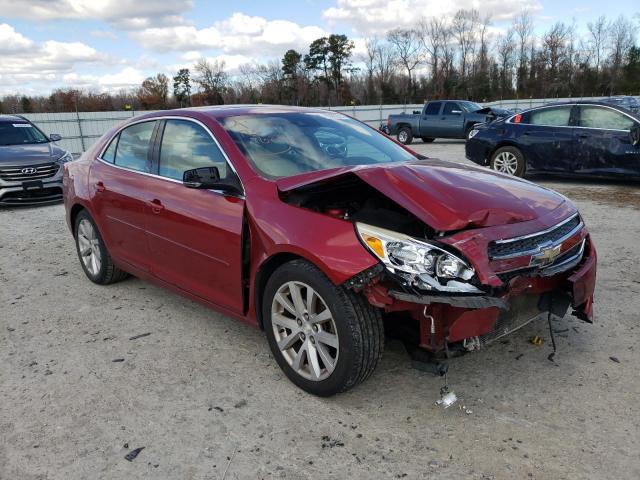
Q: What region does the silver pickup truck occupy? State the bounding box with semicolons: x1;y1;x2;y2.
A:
384;100;511;144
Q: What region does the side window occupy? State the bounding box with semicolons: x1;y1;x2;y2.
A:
424;102;442;116
579;107;635;131
114;121;156;173
528;107;571;127
159;120;230;181
442;103;460;115
101;135;118;163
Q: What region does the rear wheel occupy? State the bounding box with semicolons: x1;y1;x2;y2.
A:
74;210;129;285
397;127;413;145
421;137;435;143
263;260;384;397
490;146;526;177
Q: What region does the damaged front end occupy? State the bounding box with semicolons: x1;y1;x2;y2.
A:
348;215;596;354
277;164;597;355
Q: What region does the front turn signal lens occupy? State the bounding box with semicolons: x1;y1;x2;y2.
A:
363;235;385;258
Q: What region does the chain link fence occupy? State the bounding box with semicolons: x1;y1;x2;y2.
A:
17;97;639;156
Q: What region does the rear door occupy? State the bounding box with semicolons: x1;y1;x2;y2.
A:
439;102;465;138
514;106;574;172
418;102;443;138
143;118;245;313
89;120;157;271
573;105;640;175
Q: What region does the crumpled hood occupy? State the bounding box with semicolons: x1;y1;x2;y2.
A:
277;159;567;232
0;143;65;166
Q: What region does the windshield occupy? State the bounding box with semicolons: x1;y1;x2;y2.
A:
460;101;483;112
0;122;48;146
219;112;416;179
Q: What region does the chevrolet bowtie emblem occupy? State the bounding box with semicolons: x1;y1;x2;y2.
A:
530;243;562;267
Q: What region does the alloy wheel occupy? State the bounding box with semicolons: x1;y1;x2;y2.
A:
271;281;339;381
77;218;102;276
398;131;408;143
493;151;519;175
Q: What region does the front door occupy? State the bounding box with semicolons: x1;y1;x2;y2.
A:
419;101;443;138
573;105;640;176
89;120;157;271
440;102;465;138
143;119;245;313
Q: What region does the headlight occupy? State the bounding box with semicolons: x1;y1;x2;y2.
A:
57;152;73;164
468;129;479;139
356;223;481;293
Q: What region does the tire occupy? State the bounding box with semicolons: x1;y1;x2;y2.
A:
421;137;435;143
74;209;129;285
490;146;526;177
397;127;413;145
263;259;384;397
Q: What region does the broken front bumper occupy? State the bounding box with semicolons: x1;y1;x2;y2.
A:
361;236;597;351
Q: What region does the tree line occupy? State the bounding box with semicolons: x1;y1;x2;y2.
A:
2;10;639;114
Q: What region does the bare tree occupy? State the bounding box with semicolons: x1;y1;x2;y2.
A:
496;30;516;96
452;9;480;80
587;15;608;74
194;59;228;105
418;17;449;94
514;10;533;92
386;28;423;100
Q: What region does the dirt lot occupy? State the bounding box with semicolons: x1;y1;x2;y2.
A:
1;140;639;480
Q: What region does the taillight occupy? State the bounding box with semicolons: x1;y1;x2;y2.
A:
513;114;522;124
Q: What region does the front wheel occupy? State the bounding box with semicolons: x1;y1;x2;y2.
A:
263;260;384;397
490;146;526;177
397;127;413;145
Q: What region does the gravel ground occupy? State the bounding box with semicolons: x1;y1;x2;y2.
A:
1;140;639;480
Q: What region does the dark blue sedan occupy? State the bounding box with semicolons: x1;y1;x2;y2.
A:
465;101;640;178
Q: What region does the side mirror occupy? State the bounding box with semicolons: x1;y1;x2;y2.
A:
49;134;62;141
631;124;640;146
183;166;242;195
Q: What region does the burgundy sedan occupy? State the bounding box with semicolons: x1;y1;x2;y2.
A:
63;106;596;396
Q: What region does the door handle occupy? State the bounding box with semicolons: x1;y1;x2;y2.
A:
577;133;589;138
147;199;164;213
95;181;105;193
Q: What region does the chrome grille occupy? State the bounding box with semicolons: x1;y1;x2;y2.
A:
0;162;60;182
488;214;582;260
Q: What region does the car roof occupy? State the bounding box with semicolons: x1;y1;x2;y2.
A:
0;114;30;123
521;100;640;120
136;104;337;121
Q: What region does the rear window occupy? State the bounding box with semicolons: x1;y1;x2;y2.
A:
0;122;48;146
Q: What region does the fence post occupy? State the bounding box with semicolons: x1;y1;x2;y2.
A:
75;104;86;152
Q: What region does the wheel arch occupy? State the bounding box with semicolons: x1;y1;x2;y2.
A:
253;252;309;330
69;203;88;237
489;140;525;162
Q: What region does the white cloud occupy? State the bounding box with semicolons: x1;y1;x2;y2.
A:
323;0;542;34
0;0;193;29
130;12;328;57
0;23;34;53
0;23;113;94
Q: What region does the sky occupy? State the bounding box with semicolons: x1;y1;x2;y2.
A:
0;0;637;96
